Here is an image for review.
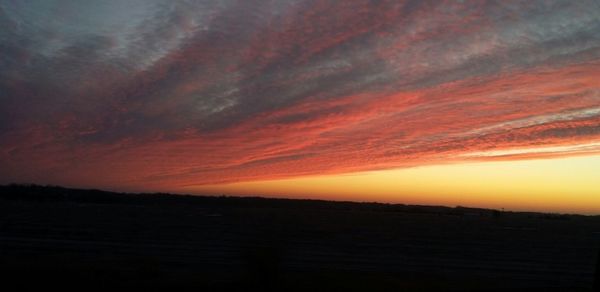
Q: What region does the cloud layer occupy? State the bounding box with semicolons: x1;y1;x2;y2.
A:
1;0;600;190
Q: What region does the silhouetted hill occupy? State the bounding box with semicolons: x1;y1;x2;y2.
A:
1;184;599;291
0;184;578;219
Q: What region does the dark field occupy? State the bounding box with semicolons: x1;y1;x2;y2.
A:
1;185;600;291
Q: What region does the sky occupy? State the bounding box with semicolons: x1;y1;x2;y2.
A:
1;1;600;213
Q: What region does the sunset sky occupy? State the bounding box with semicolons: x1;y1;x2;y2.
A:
1;1;600;213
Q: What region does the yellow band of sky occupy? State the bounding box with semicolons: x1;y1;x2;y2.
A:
187;154;600;215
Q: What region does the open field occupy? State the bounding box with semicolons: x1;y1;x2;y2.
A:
1;185;599;290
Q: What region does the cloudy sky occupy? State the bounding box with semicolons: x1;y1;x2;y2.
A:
1;1;600;211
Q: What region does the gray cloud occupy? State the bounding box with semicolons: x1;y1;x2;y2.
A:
1;0;600;188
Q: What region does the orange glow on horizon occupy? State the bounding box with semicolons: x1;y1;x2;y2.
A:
186;154;600;215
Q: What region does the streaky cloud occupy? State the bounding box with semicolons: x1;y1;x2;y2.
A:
1;0;600;190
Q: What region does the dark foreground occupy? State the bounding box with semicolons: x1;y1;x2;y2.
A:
1;185;600;291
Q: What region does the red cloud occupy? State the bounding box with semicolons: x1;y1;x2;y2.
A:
2;1;600;193
5;60;597;191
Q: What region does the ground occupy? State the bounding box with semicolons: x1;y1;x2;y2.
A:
1;185;599;290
